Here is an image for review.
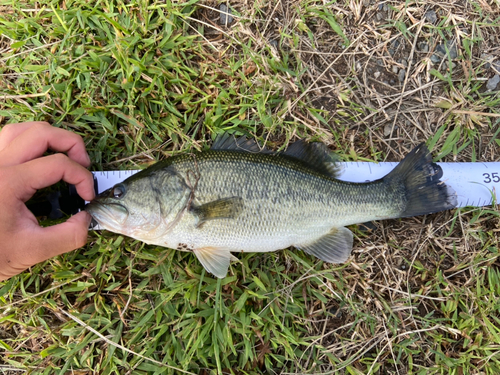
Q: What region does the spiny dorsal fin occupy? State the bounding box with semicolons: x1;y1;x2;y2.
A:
296;226;353;263
211;133;271;153
191;197;244;228
282;140;341;178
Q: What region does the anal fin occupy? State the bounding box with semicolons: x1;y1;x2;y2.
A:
297;227;353;263
193;247;233;278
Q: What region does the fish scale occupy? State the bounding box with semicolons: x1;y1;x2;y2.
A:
86;137;457;278
170;152;362;244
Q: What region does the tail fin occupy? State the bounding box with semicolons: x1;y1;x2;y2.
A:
384;143;457;217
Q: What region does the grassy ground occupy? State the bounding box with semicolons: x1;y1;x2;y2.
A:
1;0;500;373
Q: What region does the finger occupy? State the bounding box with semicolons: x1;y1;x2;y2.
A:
11;154;95;202
0;122;49;152
0;122;91;168
21;211;92;266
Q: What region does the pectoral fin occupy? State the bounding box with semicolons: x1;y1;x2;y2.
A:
297;227;353;263
191;197;244;228
193;247;233;278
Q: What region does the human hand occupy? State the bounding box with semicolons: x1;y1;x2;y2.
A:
0;121;95;281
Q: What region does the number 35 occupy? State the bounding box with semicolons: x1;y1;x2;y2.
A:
483;172;500;183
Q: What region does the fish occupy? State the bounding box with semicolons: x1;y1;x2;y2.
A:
85;135;457;278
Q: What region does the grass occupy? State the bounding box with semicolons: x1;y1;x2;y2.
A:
1;0;500;373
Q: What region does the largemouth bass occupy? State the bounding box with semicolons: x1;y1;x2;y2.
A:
86;135;457;278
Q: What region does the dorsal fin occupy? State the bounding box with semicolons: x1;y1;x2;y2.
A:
212;133;340;178
282;140;341;178
211;133;271;153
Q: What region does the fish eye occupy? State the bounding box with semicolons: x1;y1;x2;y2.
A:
112;184;126;199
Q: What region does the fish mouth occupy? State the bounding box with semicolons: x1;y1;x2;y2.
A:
85;200;129;231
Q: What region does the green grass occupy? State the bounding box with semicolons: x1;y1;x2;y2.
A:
1;0;500;373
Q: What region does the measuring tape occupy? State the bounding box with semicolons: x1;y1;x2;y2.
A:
91;162;500;208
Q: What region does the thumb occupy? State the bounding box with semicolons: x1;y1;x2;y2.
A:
29;211;92;263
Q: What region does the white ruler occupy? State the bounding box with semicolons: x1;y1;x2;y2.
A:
91;162;500;208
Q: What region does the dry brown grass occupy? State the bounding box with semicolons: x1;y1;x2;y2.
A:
193;0;500;157
188;0;500;372
1;0;499;373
